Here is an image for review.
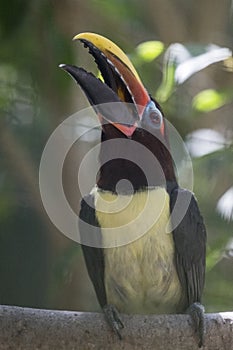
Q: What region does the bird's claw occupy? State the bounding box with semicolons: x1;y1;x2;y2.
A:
186;302;205;348
103;304;124;339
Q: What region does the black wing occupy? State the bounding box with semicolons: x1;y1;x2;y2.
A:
79;194;106;308
169;187;206;310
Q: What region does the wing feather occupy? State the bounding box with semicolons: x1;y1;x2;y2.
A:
169;187;206;309
79;194;106;308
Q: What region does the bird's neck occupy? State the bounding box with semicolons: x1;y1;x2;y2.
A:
97;130;177;193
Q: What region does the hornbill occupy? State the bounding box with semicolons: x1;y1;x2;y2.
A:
60;33;206;347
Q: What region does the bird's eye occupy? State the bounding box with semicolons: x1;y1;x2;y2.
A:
141;100;163;132
150;111;162;125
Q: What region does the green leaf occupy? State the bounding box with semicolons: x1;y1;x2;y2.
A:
136;41;164;62
206;248;223;272
156;43;232;102
192;89;228;112
155;62;176;102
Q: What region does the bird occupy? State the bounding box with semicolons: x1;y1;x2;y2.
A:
60;32;207;347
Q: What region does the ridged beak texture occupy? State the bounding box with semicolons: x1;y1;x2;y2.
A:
61;32;151;137
73;33;141;81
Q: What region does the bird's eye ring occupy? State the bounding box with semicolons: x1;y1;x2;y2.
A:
150;111;161;125
141;100;163;131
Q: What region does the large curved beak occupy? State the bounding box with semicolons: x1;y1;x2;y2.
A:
60;32;151;137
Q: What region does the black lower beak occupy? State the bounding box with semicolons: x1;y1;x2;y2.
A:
59;64;137;127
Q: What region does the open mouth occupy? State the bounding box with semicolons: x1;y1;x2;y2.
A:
60;32;151;137
80;38;135;105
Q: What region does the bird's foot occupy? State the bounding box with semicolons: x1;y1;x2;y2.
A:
103;304;124;339
186;302;205;348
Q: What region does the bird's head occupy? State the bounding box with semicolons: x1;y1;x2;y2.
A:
60;33;175;190
60;32;165;138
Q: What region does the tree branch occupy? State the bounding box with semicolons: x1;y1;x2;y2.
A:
0;305;232;349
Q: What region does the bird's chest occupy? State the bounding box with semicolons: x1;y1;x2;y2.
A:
93;187;182;314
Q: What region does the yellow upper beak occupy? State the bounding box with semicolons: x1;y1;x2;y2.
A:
73;32;150;116
73;32;141;83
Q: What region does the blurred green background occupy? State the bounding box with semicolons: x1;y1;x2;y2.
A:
0;0;232;313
